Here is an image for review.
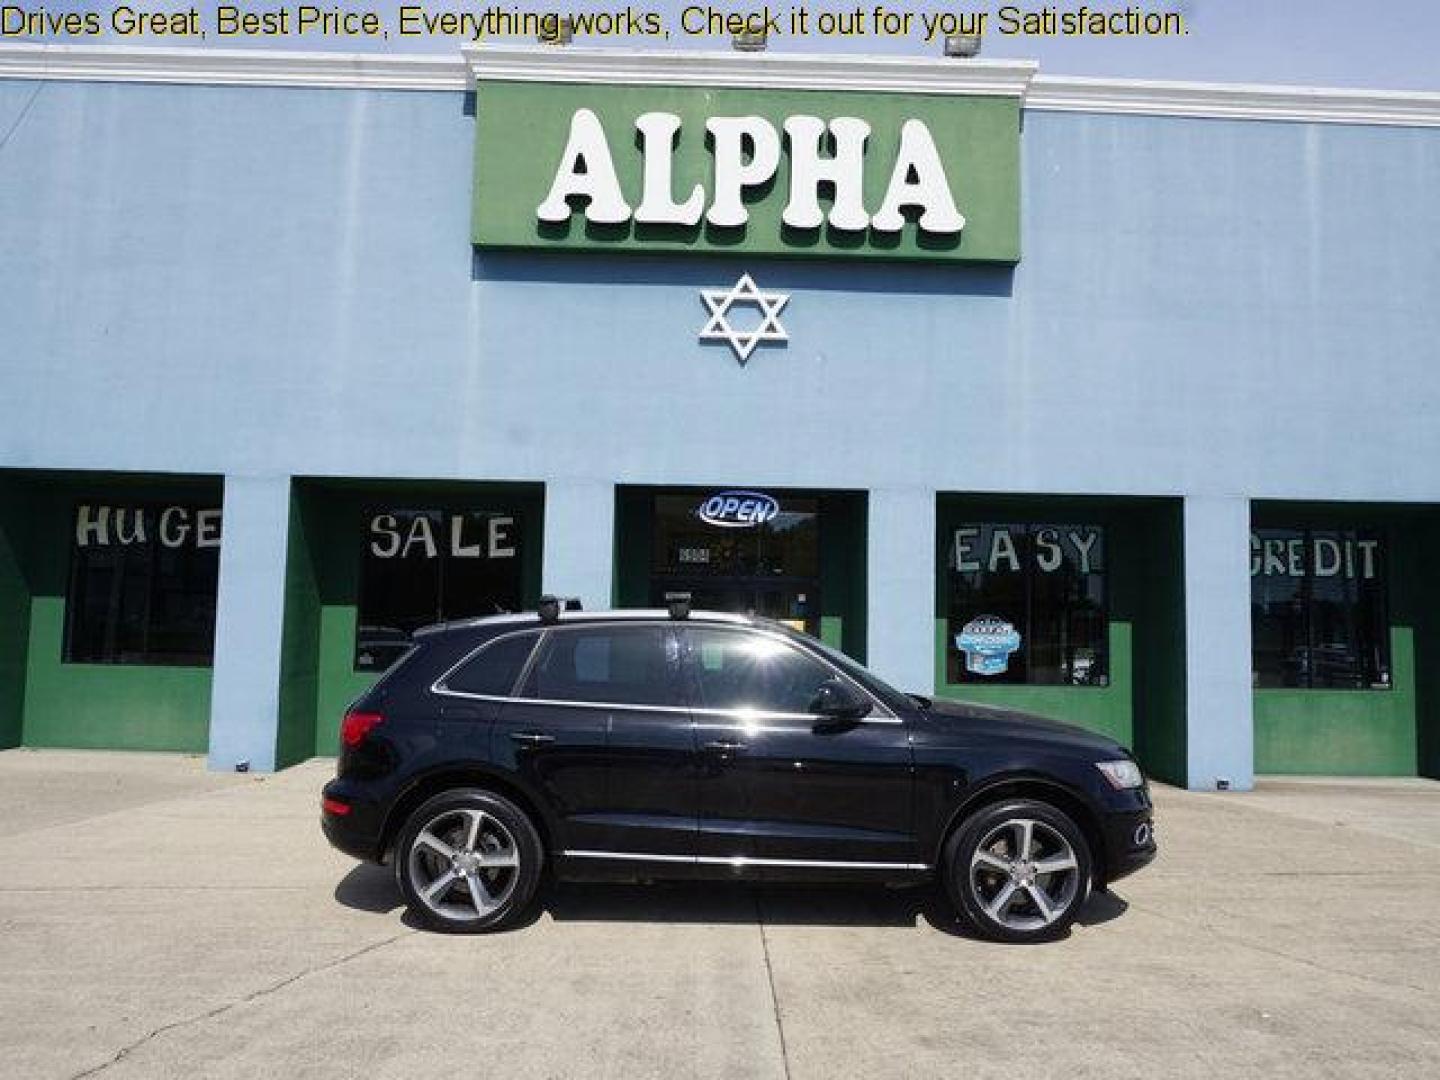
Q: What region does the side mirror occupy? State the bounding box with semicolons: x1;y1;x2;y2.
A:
809;677;873;728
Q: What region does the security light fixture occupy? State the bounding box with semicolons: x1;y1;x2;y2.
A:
733;29;767;52
538;15;573;45
943;33;982;58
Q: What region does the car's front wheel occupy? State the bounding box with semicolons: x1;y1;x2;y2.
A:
943;798;1092;943
395;788;543;933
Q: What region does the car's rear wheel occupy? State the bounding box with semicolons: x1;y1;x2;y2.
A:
395;788;543;933
943;798;1092;943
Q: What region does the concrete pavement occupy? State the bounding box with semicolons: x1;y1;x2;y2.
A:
0;749;1436;1079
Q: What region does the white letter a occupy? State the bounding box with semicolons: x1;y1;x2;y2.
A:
536;108;632;225
871;120;965;235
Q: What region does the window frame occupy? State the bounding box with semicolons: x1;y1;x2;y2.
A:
434;623;688;711
431;621;897;722
942;522;1111;689
61;500;221;669
431;629;543;700
352;505;526;673
1250;526;1392;692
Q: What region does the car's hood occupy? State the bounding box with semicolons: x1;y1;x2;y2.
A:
919;697;1125;757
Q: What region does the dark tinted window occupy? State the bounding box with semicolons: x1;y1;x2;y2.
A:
1251;529;1390;690
521;626;678;706
444;633;540;697
652;494;819;579
944;524;1108;687
64;503;220;666
687;627;836;714
355;508;524;671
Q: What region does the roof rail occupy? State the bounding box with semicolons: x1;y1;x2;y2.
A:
537;595;583;624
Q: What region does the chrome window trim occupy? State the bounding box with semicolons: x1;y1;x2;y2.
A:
561;850;929;872
430;619;902;724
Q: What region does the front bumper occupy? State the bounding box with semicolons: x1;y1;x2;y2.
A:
1098;787;1158;883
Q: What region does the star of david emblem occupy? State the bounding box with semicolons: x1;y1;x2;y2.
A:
698;274;790;366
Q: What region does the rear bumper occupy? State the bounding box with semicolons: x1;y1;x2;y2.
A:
320;779;387;863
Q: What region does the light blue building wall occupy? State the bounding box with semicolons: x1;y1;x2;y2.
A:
2;56;1438;785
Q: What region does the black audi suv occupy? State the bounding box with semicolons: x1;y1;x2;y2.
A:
322;602;1156;942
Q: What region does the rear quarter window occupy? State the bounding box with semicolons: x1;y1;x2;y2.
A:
441;632;540;697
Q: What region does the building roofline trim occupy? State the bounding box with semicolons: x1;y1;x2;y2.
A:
0;42;469;91
1029;73;1440;128
3;43;1440;128
463;44;1038;96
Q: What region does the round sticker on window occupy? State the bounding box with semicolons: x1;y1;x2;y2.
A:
956;616;1022;677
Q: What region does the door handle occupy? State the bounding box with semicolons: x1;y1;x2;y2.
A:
510;731;556;746
702;739;748;753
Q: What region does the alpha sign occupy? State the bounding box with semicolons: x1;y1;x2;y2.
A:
473;82;1020;264
537;110;964;236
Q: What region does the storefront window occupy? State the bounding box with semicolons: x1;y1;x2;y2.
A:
944;524;1108;686
64;503;220;666
355;509;523;671
1251;529;1390;690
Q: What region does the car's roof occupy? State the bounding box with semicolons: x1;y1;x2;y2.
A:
413;608;761;639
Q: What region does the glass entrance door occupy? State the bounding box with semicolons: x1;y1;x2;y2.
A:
648;492;821;636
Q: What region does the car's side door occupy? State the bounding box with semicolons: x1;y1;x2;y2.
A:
680;625;917;869
496;622;696;858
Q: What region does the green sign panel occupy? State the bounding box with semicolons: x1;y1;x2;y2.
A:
472;81;1021;264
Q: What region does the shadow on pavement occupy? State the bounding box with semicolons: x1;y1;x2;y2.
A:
335;863;1129;939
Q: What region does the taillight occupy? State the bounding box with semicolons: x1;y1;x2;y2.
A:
322;796;352;816
341;710;384;748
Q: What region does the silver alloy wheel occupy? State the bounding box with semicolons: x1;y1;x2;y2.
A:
407;808;521;922
968;817;1081;933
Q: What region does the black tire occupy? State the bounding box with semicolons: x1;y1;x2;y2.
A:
394;788;543;933
942;798;1092;943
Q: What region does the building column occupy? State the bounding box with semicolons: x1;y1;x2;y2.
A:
867;488;936;694
543;479;614;610
1183;495;1255;791
207;475;292;773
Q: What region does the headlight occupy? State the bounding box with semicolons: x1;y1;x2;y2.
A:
1096;759;1144;790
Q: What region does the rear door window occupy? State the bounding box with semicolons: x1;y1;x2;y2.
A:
519;625;680;707
443;632;540;697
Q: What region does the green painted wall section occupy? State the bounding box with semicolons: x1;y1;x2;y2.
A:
0;479;33;749
1250;502;1435;777
9;474;219;753
934;496;1187;781
933;619;1133;745
275;493;321;769
817;492;868;663
1130;501;1187;786
1255;626;1417;775
473;81;1021;264
1417;518;1440;780
22;596;212;751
